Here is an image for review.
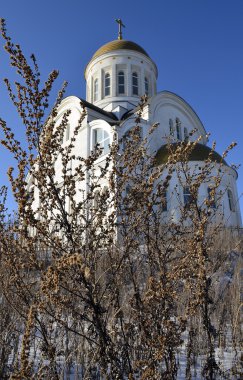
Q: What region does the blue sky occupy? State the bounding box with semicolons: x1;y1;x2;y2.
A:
0;0;243;216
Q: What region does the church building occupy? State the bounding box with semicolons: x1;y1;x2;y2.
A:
28;21;242;228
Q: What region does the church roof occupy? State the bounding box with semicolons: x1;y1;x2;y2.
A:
80;98;118;121
90;39;150;61
155;143;227;166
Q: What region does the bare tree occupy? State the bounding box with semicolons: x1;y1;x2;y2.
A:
0;19;241;380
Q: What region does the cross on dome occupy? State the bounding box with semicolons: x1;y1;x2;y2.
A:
115;18;125;40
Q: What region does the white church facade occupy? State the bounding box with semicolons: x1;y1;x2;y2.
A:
27;23;242;228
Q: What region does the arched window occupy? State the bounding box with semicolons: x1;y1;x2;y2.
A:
118;71;125;94
63;123;70;143
144;77;149;95
184;127;189;141
94;128;110;156
94;78;98;102
132;72;138;95
102;186;109;198
125;184;132;196
176;118;181;140
227;189;235;212
93;190;100;211
207;187;216;209
169;119;174;136
183;186;192;206
104;73;110;96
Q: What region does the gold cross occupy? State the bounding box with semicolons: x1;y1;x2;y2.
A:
115;18;125;40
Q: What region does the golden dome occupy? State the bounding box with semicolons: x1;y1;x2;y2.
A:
90;39;150;61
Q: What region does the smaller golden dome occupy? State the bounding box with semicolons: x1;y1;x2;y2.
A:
155;143;227;166
91;39;150;61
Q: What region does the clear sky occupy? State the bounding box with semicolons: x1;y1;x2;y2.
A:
0;0;243;217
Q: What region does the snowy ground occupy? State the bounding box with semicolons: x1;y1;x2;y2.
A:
7;339;241;379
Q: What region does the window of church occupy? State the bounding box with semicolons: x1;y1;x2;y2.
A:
63;123;70;143
94;78;98;101
104;73;111;97
27;184;35;205
125;184;131;196
183;186;192;206
118;71;125;94
94;128;110;156
184;127;189;142
169;119;174;136
67;196;72;217
144;77;149;95
176;118;182;140
207;187;216;209
93;190;100;211
227;189;235;212
102;186;109;197
132;72;139;95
